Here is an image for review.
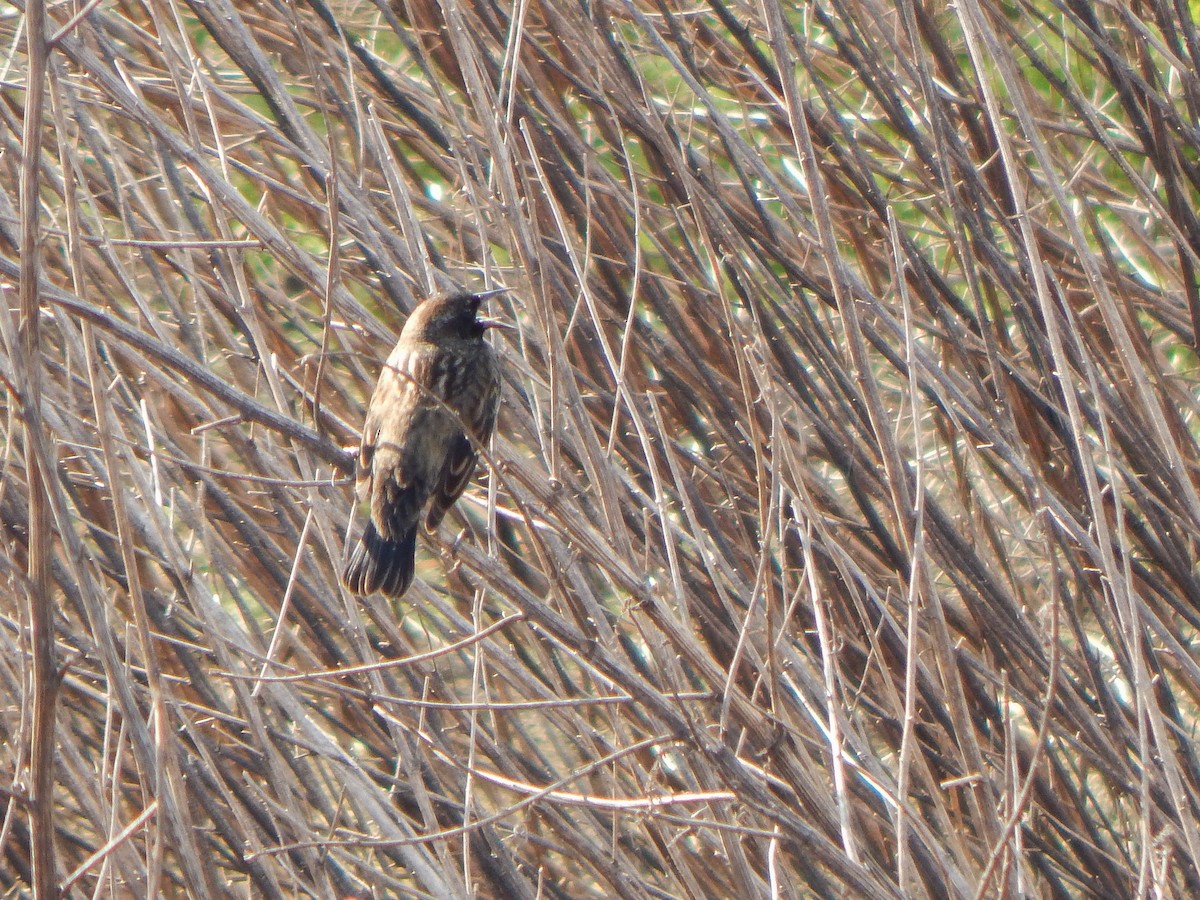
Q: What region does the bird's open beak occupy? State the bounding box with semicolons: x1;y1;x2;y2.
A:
479;316;515;330
477;287;515;329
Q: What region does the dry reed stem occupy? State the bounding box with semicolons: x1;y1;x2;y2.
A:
2;0;1200;896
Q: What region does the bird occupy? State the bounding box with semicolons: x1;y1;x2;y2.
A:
342;289;507;598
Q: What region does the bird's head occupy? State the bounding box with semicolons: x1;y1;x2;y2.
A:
403;289;510;344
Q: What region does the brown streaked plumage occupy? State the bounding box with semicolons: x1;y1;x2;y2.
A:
342;290;505;598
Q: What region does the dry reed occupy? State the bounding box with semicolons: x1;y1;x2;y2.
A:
2;0;1200;896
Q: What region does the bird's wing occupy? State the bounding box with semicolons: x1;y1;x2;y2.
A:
425;358;501;531
425;434;477;532
356;355;416;495
358;345;452;538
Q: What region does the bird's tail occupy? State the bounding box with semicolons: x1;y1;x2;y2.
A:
341;521;418;598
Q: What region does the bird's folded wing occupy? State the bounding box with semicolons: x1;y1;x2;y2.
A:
426;372;500;531
426;435;477;531
356;346;437;502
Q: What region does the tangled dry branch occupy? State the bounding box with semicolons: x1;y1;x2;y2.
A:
2;0;1200;896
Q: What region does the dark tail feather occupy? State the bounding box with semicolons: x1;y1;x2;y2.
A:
342;521;417;598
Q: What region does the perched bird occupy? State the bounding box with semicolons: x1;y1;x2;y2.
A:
342;289;507;597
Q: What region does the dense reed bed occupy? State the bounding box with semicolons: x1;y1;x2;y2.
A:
3;0;1200;896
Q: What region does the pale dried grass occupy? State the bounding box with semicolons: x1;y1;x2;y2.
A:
2;0;1200;896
